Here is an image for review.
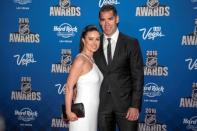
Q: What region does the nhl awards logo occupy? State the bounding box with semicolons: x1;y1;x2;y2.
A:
9;18;40;43
51;114;69;128
11;77;41;101
51;49;72;73
180;82;197;108
182;18;197;45
144;50;168;76
136;0;170;16
138;108;167;131
49;0;81;16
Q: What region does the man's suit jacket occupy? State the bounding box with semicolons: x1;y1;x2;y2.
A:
94;32;144;112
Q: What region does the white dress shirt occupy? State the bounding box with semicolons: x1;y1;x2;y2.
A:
103;29;119;64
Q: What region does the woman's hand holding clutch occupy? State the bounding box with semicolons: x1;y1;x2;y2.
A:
66;111;78;121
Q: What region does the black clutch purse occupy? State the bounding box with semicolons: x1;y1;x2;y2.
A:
62;103;85;119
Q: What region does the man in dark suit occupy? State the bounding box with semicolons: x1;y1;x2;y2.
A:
94;4;144;131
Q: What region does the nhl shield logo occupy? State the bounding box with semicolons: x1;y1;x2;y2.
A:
146;56;158;68
61;50;72;66
147;0;159;9
192;88;197;101
145;114;156;126
59;0;70;9
194;25;197;36
19;23;30;35
21;81;31;94
194;19;197;36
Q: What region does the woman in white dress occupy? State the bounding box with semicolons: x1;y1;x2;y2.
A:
65;25;103;131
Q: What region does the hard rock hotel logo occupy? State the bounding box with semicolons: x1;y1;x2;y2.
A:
14;0;31;5
9;18;40;43
53;23;78;43
183;116;197;131
11;77;41;101
136;0;170;16
138;108;167;131
51;49;72;73
144;50;168;76
13;53;37;66
49;0;81;16
14;0;32;10
144;82;164;103
182;18;197;46
98;0;120;8
191;0;197;10
14;107;38;124
179;82;197;108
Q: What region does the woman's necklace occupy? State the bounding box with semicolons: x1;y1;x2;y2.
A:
82;53;94;63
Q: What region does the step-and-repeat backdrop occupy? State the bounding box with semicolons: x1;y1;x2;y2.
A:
0;0;196;131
